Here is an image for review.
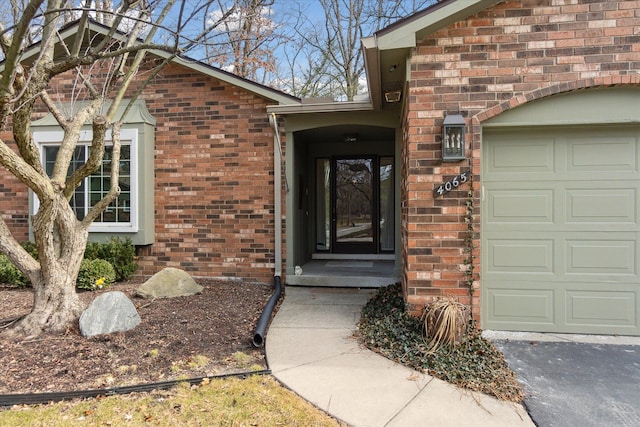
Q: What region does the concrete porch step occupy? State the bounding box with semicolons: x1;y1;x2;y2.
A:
286;274;397;288
286;259;399;288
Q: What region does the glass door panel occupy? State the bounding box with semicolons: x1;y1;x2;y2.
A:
315;159;331;251
333;158;375;253
379;157;394;252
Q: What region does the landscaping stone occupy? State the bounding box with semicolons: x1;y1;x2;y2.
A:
135;267;203;299
79;291;141;337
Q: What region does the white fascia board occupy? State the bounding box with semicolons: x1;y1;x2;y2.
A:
361;36;382;110
267;100;374;115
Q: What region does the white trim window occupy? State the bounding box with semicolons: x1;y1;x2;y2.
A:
33;128;139;233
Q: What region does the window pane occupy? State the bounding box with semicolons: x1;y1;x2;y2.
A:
120;146;131;175
44;146;58;176
88;145;131;223
116;194;131;222
43;146;85;219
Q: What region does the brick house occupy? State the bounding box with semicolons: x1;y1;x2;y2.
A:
2;0;639;336
271;0;640;336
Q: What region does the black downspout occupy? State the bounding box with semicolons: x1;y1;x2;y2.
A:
252;275;282;348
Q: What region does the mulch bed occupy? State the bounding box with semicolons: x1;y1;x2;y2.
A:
0;279;275;394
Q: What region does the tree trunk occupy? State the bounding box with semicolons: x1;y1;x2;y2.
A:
8;195;88;337
11;269;85;337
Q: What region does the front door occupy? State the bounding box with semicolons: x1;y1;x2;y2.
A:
314;156;394;255
333;157;376;253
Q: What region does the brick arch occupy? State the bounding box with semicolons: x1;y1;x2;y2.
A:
474;76;640;126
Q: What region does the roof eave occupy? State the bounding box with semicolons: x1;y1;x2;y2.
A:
158;54;300;105
374;0;500;50
362;0;500;113
11;20;300;106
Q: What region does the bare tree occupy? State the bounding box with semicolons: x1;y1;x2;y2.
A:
202;0;277;84
0;0;239;336
279;0;435;101
273;17;337;100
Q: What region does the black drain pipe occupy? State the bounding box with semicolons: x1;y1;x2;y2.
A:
252;275;282;348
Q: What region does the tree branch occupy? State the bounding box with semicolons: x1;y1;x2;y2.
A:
63;115;108;200
0;138;51;200
0;216;40;277
50;98;103;185
39;90;70;131
70;0;94;58
82;121;121;226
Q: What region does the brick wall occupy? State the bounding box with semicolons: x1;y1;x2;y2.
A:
403;0;640;317
0;60;285;284
0;172;29;242
137;62;283;283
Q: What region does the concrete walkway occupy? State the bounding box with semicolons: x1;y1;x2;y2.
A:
266;286;533;427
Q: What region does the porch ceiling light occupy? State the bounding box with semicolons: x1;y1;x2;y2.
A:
344;133;358;143
442;114;466;162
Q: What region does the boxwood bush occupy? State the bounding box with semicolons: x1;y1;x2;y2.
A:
0;237;136;290
84;237;137;281
77;258;116;290
0;254;29;288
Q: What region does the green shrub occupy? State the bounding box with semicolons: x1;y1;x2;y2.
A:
0;254;30;287
20;241;39;259
83;241;100;261
84;237;137;281
77;259;116;290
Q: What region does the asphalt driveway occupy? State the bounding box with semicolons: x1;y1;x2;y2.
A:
490;335;640;427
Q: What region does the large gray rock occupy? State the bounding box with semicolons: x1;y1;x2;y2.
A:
79;291;141;337
136;267;203;299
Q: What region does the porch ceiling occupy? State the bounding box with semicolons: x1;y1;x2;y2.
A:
294;124;395;144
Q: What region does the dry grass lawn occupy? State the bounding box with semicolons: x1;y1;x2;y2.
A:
0;375;344;426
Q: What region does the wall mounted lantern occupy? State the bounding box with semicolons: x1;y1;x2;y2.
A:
442;114;466;162
384;90;402;103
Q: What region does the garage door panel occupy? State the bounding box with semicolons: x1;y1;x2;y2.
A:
483;281;639;333
487;137;554;175
566;289;636;328
487;239;554;273
486;286;554;325
568;135;637;172
567;188;636;223
566;239;636;275
486;189;553;223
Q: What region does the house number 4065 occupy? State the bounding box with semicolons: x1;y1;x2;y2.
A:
434;171;470;197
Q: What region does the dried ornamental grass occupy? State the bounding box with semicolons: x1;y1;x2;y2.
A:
422;297;468;353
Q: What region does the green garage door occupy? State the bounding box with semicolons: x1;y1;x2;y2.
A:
482;125;640;336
